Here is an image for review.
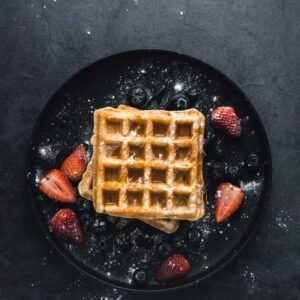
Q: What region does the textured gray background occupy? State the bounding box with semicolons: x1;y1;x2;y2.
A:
0;0;299;299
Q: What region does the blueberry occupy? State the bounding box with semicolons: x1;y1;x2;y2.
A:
114;232;131;250
171;234;185;249
246;153;259;171
136;234;153;249
187;228;202;244
167;94;189;110
98;236;112;252
127;85;148;108
92;218;109;234
156;242;172;259
226;164;240;179
208;160;224;180
214;138;226;157
132;268;148;285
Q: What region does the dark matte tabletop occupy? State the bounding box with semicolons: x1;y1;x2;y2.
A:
0;1;299;299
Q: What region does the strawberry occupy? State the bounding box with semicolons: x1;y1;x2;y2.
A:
51;208;83;244
39;169;76;203
214;183;244;223
61;144;87;181
155;254;190;282
211;106;241;137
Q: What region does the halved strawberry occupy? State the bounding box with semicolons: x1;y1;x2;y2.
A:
211;106;241;137
215;183;244;223
51;208;83;244
155;254;190;282
61;144;87;181
39;169;76;203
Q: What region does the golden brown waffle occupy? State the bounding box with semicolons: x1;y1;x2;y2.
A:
92;106;205;221
78;159;94;200
78;158;179;233
79;105;179;233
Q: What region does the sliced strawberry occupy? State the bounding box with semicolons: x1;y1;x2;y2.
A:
61;144;87;181
155;254;190;282
51;208;83;244
39;169;76;203
211;106;241;137
215;183;244;223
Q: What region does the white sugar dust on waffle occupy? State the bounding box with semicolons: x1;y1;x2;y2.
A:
78;157;180;233
78;104;205;232
79;105;180;233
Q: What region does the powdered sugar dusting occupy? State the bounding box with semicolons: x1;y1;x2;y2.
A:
178;10;186;20
243;266;258;295
174;83;184;92
35;169;43;185
29;52;270;288
275;209;293;232
84;23;91;35
240;180;262;192
38;145;53;159
93;288;124;300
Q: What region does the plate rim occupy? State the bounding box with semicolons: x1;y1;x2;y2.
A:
26;49;272;293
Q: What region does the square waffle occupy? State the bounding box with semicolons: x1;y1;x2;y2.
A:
79;105;179;233
78;158;179;233
92;106;205;221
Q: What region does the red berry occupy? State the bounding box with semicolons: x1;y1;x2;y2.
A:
61;144;87;181
155;254;190;282
211;106;241;137
215;183;244;223
39;169;76;203
51;208;83;244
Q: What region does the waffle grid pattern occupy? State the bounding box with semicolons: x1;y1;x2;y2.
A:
78;157;180;233
93;108;205;220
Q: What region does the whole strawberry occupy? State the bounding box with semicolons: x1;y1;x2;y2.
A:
61;144;87;181
215;183;244;223
211;106;241;137
51;208;83;244
155;254;190;282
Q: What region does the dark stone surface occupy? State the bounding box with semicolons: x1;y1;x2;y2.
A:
0;0;299;299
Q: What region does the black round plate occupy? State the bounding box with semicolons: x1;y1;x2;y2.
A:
27;50;272;292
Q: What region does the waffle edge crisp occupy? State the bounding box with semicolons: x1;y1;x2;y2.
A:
78;158;180;233
78;105;180;233
92;106;205;221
